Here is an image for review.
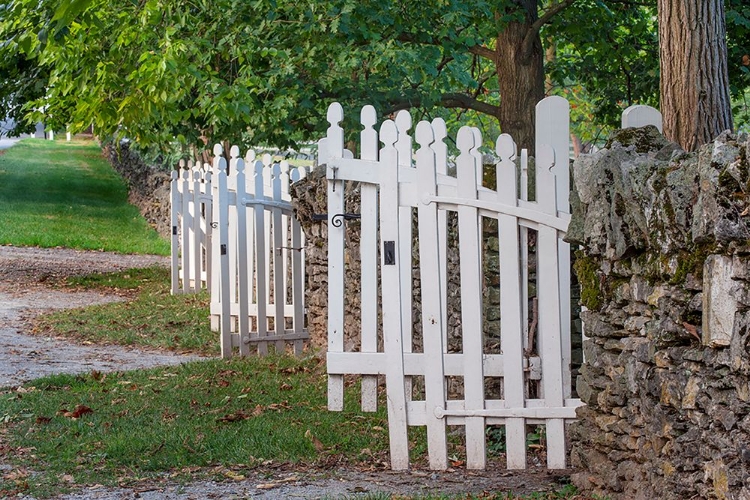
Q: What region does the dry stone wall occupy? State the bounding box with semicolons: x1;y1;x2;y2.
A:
568;127;750;500
103;140;172;239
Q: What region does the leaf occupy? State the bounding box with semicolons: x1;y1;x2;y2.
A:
62;405;93;419
305;429;325;452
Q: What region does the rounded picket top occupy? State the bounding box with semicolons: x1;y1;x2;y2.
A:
415;121;434;148
471;127;483;150
245;149;256;163
361;105;377;128
496;133;517;162
280;160;290;175
213;143;223;157
395;110;412;133
262;153;272;167
380;120;398;147
456;126;475;153
179;159;186;169
327;102;344;125
171;169;178;180
431;117;447;141
230;145;240;159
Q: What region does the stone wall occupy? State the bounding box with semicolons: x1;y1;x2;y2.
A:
568;127;750;499
102;140;172;239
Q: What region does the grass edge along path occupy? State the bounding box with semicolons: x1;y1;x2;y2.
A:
34;267;217;355
0;138;168;255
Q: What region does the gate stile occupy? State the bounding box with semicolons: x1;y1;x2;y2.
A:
322;98;582;471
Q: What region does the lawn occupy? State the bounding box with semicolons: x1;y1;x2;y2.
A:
0;138;168;254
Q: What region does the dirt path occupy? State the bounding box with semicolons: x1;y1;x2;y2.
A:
0;244;572;499
0;245;203;387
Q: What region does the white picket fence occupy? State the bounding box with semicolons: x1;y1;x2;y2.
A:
322;97;583;471
621;104;663;131
170;145;309;357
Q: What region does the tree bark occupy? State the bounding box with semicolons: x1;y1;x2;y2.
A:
494;1;546;152
658;0;733;151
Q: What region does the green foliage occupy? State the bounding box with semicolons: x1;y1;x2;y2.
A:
0;138;169;254
545;0;660;134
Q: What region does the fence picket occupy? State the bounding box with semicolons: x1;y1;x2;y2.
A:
181;166;192;294
456;127;487;469
379;118;410;470
253;157;269;355
232;147;251;356
170;168;180;294
415;120;448;470
495;134;527;469
271;162;286;353
325;103;346;411
431;118;449;351
213;145;232;358
360;105;379;412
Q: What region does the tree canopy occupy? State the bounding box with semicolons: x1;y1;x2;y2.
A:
0;0;747;153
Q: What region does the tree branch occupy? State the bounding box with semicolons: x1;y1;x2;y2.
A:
385;93;500;117
521;0;577;59
469;44;497;61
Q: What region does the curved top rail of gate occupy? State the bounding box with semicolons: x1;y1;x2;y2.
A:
318;101;570;235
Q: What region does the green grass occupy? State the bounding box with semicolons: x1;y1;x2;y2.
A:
34;267;217;355
0;138;168;254
0;355;391;498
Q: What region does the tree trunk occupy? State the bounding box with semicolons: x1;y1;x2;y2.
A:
494;1;545;152
658;0;733;151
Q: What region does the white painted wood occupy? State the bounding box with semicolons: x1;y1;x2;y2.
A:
535;144;567;469
213;145;233;358
322;100;579;472
395;110;414;403
271;162;286;353
495;134;527;469
431;118;449;353
379;118;410;470
180;166;191;294
170;168;180;295
191;167;203;292
253;157;269;355
416;120;448;470
326;103;346;411
360;105;379;412
456;126;486;469
622;104;663;132
232;147;251;356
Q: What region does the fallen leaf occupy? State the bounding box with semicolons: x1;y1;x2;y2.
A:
35;416;51;425
62;405;94;419
280;383;293;391
256;483;278;490
223;470;245;481
305;429;325;452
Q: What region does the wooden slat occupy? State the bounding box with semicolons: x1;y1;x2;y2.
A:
495;134;527;470
181;166;191;294
170;169;180;295
379;118;410;470
395;110;414;403
271;162;286;353
325;104;346;411
535;144;567;469
232;147;250;356
360;105;379;412
253;157;269;355
213;145;232;358
431;118;449;351
416;120;448;470
456;126;486;469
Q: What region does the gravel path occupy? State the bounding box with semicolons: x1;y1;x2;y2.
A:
0;244;570;499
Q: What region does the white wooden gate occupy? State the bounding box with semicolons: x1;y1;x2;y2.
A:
170;145;309;358
322;98;582;471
